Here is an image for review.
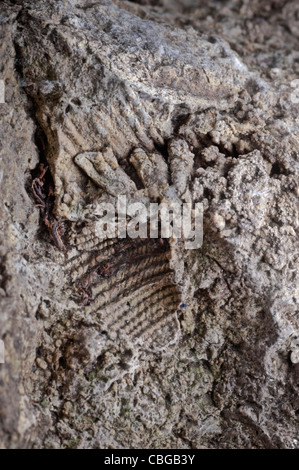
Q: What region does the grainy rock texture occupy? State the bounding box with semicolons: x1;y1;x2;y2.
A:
0;0;298;449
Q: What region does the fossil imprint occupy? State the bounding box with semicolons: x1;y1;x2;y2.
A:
18;0;274;351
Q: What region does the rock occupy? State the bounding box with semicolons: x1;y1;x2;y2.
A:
0;0;298;449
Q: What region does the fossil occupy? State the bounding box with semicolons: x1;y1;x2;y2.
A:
15;0;298;380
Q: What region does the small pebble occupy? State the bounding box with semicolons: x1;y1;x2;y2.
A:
36;358;48;370
290;350;299;364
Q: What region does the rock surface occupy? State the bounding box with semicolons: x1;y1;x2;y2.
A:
0;0;298;448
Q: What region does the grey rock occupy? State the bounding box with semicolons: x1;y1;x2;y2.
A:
0;0;298;449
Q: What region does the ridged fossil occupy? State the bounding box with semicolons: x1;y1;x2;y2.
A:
15;0;257;352
16;0;298;356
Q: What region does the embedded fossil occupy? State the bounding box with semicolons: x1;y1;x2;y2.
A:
74;149;137;197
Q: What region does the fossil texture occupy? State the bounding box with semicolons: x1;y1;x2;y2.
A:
0;0;298;449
